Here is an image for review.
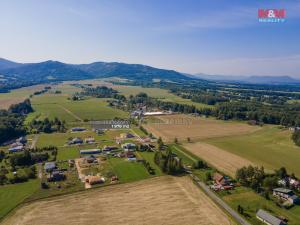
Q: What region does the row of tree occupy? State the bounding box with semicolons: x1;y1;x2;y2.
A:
292;130;300;147
154;148;184;175
28;117;66;133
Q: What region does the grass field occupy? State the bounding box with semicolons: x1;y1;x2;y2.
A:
2;176;233;225
30;94;128;122
206;126;300;177
144;114;261;142
0;179;39;221
108;158;150;183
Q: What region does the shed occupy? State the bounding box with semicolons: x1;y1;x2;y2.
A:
256;209;286;225
80;149;101;155
85;176;105;185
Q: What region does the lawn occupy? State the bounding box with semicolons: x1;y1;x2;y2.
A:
221;187;300;225
0;179;40;221
108;158;150;183
206;126;300;177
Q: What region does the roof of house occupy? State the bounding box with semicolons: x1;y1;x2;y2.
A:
8;145;24;151
44;162;56;170
213;173;224;182
290;195;299;200
256;209;284;225
273;188;293;194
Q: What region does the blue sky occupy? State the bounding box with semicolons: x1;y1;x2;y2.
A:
0;0;299;77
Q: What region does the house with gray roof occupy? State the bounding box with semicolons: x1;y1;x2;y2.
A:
256;209;286;225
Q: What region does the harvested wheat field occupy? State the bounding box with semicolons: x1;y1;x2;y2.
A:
144;114;260;142
2;176;232;225
183;142;255;177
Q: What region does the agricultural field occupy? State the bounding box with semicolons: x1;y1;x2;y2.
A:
30;94;128;123
206;126;300;177
0;84;47;109
144;114;260;142
183;142;255;177
2;176;233;225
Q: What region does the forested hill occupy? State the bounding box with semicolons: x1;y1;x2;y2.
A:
0;58;189;91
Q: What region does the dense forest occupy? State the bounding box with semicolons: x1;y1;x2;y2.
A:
0;99;33;144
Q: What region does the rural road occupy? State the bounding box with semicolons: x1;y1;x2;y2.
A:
190;174;251;225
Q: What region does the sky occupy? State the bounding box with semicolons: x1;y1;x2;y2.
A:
0;0;300;77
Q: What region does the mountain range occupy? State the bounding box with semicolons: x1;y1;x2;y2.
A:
0;58;299;88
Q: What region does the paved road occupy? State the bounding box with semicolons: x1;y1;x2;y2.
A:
190;174;251;225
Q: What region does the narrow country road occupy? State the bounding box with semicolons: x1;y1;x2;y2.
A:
189;174;251;225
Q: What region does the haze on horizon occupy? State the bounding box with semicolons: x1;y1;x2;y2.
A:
0;0;300;78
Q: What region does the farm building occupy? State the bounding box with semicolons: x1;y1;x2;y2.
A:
85;176;105;185
256;209;286;225
273;188;300;204
8;145;24;153
71;127;86;132
84;137;95;144
80;149;101;155
44;162;56;172
122;143;136;151
120;133;135;139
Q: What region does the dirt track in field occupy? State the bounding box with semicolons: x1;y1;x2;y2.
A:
144;114;260;142
183;142;255;177
2;176;232;225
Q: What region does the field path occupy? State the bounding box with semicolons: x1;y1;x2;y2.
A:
30;135;39;149
183;142;255;177
58;105;83;122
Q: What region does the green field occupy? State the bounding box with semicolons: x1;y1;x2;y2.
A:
206;126;300;177
0;179;40;221
108;158;150;182
137;151;163;176
30;94;128;122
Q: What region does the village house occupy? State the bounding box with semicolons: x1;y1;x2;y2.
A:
83;155;98;164
213;172;233;190
44;162;57;173
102;145;118;152
8;145;24;153
85;176;105;185
256;209;286;225
68;137;83;145
273;188;300;204
120;132;135;139
121;143;136;151
84;137;95;144
47;171;65;182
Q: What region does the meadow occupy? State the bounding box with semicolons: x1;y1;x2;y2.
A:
0;179;40;221
206;126;300;177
